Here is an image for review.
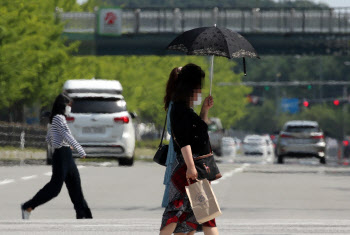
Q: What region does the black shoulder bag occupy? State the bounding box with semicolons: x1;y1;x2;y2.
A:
172;130;221;181
153;115;168;166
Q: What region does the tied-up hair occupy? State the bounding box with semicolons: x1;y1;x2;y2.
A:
172;63;205;106
164;67;182;110
49;92;72;124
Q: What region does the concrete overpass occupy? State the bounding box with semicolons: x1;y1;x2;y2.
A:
60;7;350;56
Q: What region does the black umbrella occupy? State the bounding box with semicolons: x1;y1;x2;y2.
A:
167;25;259;94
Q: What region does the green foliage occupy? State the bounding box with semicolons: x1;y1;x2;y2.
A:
0;0;80;109
246;55;350;100
235;101;349;140
54;0;83;11
136;139;168;149
206;57;251;129
63;56;250;129
3;0;336;135
0;0;250;128
235;100;279;134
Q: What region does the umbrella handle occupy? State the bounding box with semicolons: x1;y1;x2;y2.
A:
210;55;214;95
243;57;247;76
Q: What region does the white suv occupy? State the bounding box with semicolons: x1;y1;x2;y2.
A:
46;79;136;166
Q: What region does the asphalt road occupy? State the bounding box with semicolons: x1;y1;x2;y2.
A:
1;157;350;234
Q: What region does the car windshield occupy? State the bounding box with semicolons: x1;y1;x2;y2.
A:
72;98;127;114
245;138;263;143
222;138;234;143
208;123;218;132
285;125;320;133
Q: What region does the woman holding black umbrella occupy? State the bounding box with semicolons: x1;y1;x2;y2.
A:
160;64;219;235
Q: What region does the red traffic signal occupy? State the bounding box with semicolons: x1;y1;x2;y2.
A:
333;99;340;106
303;101;309;107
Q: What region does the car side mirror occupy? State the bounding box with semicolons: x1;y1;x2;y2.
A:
129;112;137;119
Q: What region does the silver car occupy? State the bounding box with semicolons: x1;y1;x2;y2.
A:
276;120;326;164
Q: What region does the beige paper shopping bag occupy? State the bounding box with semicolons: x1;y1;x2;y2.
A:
185;179;222;224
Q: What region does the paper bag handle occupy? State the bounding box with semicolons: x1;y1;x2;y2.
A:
186;178;199;185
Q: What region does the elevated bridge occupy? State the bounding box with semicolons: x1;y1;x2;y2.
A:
61;7;350;55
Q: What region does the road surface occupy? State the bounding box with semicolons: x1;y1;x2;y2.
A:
1;158;350;234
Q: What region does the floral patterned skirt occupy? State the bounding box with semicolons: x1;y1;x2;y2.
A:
160;155;216;233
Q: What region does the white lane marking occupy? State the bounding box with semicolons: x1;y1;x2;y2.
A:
74;224;127;228
77;165;86;169
0;179;15;185
99;162;112;167
44;172;52;176
212;163;250;185
21;175;38;180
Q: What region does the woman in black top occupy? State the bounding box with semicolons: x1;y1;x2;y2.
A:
160;64;219;235
21;93;92;220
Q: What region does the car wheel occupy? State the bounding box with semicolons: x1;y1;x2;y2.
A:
277;155;284;164
320;157;326;164
119;156;134;166
46;146;53;165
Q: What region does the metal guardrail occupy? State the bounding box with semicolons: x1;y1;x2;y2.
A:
0;122;47;149
61;12;96;33
60;8;350;34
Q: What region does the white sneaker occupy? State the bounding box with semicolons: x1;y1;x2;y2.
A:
21;204;30;220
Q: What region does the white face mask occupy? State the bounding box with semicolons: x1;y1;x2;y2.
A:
65;106;71;116
193;93;202;106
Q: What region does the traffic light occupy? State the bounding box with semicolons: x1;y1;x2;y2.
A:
333;99;340;106
247;95;263;106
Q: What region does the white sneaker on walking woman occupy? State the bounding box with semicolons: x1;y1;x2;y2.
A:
21;204;30;220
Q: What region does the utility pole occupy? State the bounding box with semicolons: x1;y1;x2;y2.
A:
275;72;281;115
340;86;348;161
319;57;323;99
343;86;348;140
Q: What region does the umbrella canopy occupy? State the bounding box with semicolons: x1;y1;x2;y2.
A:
167;26;259;60
167;26;259;94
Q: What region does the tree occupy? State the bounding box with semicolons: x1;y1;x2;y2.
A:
234;101;350;140
0;0;80;121
234;100;279;134
65;55;250;129
204;57;251;129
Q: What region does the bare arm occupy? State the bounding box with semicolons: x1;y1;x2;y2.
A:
200;95;214;124
181;145;198;180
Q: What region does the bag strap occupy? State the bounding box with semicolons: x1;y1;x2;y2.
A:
187;178;199;185
171;129;180;148
158;114;167;148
